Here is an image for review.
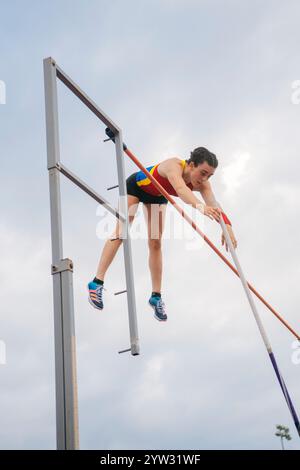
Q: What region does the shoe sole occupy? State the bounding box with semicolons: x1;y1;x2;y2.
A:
148;301;167;322
87;287;104;310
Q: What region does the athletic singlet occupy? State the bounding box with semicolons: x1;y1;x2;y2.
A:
135;160;193;197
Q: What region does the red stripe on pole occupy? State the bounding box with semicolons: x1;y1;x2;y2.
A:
124;147;300;340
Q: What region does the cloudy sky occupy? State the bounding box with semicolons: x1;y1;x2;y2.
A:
1;0;300;450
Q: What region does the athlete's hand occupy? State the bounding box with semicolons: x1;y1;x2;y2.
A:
203;205;221;222
222;225;237;251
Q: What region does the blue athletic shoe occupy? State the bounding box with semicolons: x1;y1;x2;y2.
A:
149;295;167;322
88;281;104;310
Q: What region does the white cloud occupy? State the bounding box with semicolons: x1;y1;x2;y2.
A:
221;151;252;198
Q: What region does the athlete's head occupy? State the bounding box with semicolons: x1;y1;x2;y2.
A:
186;147;218;188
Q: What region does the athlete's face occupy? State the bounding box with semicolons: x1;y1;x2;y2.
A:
190;162;216;188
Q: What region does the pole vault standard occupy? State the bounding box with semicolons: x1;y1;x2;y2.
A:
43;58;140;450
105;128;300;437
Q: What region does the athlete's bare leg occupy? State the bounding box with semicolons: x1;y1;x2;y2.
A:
143;203;167;293
96;195;139;281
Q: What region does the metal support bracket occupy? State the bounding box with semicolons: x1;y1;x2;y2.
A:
52;258;74;275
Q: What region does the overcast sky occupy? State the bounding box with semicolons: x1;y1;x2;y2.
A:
1;0;300;450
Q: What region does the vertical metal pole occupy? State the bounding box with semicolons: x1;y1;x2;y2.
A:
115;132;140;355
43;57;79;449
220;216;300;437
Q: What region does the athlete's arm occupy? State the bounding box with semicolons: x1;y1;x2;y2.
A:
198;181;221;208
199;181;230;223
160;159;221;221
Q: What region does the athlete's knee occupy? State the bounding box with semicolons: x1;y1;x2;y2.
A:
148;238;162;250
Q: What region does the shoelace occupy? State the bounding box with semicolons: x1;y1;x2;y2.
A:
156;299;166;314
95;284;104;302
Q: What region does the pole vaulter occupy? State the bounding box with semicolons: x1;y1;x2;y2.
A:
105;127;300;437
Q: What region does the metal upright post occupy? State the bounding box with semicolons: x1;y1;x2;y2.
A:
43;58;79;450
115;132;139;355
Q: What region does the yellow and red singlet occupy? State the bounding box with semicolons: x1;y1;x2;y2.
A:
135;159;193;197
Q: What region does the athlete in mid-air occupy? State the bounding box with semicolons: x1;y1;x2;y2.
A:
88;147;237;321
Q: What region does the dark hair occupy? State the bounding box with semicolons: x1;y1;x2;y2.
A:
186;147;218;168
